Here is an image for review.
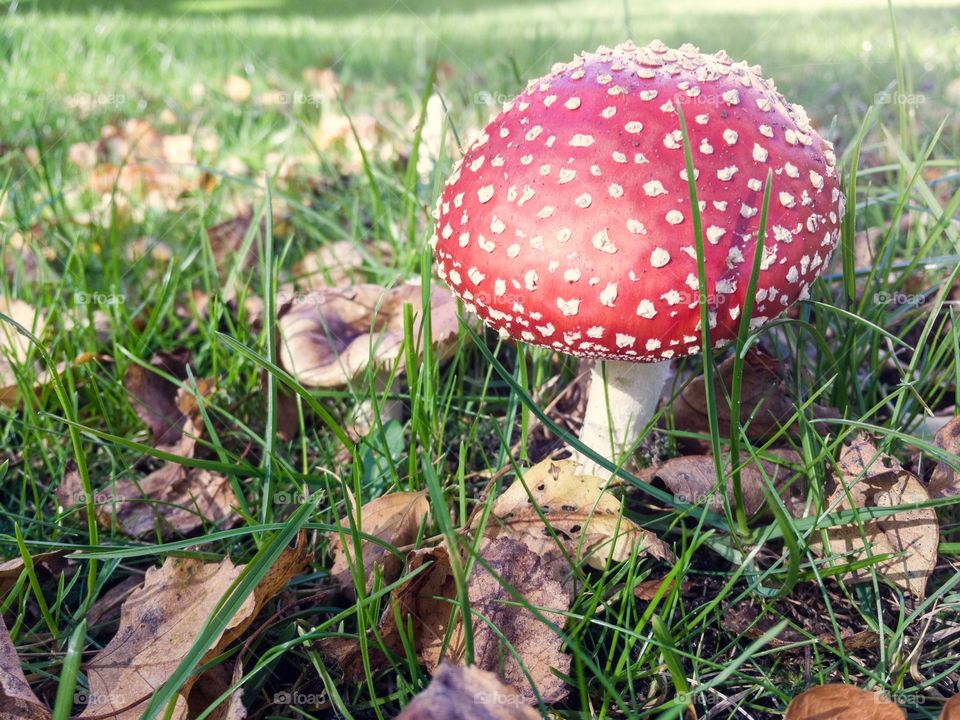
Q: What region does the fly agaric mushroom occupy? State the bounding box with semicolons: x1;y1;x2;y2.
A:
278;281;458;433
432;41;843;473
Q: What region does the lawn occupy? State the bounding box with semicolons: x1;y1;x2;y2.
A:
1;0;960;718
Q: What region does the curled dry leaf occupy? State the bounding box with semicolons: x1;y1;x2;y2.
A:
396;661;539;720
278;281;459;388
0;616;49;720
671;350;839;452
928;415;960;498
81;533;308;720
808;437;938;599
785;684;904;720
328;490;431;599
206;212;287;276
638;449;804;517
485;459;674;567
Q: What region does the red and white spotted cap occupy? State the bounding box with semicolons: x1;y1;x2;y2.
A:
432;41;844;361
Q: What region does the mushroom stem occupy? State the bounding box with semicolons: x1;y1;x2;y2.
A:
574;359;671;476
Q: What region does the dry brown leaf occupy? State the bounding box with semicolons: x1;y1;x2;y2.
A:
95;463;238;539
638;449;804;517
722;599;878;652
396;661;539;720
320;544;458;681
466;535;572;704
206;213;259;273
0;296;45;381
808;437;938;599
0;551;67;601
86;575;143;628
0;352;109;409
81;534;307;720
0;616;49;720
671;350;839;451
928;415;960;498
485;459;674;568
123;348;192;447
278;282;458;388
785;684;904;719
328;490;431;599
941;693;960;719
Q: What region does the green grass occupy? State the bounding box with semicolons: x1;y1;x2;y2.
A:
2;0;960;718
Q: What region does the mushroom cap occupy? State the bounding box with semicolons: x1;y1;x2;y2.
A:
432;41;844;361
278;282;458;388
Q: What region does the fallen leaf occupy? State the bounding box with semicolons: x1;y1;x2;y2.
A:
0;616;49;720
722;598;878;652
206;213;260;273
671;350;839;451
941;693;960;719
808;437;938;599
785;684;904;719
95;463;238;539
465;535;572;704
0;297;45;384
0;351;109;409
86;575;143;628
278;282;458;388
638;449;804;517
81;534;308;720
224;75;251;103
123;348;192;447
633;577;691;601
320;544;457;680
328;490;431;599
396;661;539;720
928;415;960;498
0;551;67;600
485;459;674;568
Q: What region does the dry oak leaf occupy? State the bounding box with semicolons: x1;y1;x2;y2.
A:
81;533;308;720
785;684;904;719
638;449;804;517
808;437;938;599
0;616;51;720
671;350;839;452
484;459;674;568
396;661;539;720
928;415;960;498
278;282;458;388
327;490;431;599
465;535;572;705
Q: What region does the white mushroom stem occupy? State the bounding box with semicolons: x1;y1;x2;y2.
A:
350;371;404;434
574;359;672;477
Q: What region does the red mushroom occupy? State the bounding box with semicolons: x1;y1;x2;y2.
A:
432;41;844;473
